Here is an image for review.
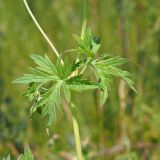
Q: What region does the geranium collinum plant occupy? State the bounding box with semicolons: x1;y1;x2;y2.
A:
12;0;136;159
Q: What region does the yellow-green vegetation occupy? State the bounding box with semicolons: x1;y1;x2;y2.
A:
0;0;159;159
3;146;34;160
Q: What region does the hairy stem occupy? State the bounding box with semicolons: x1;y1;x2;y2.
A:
22;0;62;61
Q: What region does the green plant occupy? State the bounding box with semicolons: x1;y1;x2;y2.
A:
12;0;136;159
3;146;34;160
115;152;138;160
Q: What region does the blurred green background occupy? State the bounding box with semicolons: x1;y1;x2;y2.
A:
0;0;160;159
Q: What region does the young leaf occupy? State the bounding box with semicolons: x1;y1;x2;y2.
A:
19;145;34;160
73;28;101;57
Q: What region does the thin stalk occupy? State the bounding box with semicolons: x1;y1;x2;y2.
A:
81;0;88;40
72;116;83;160
22;0;62;62
71;104;83;160
81;19;87;40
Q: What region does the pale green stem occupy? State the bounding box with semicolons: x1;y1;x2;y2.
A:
72;106;83;160
72;115;83;160
22;0;63;63
80;65;87;74
81;0;88;40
